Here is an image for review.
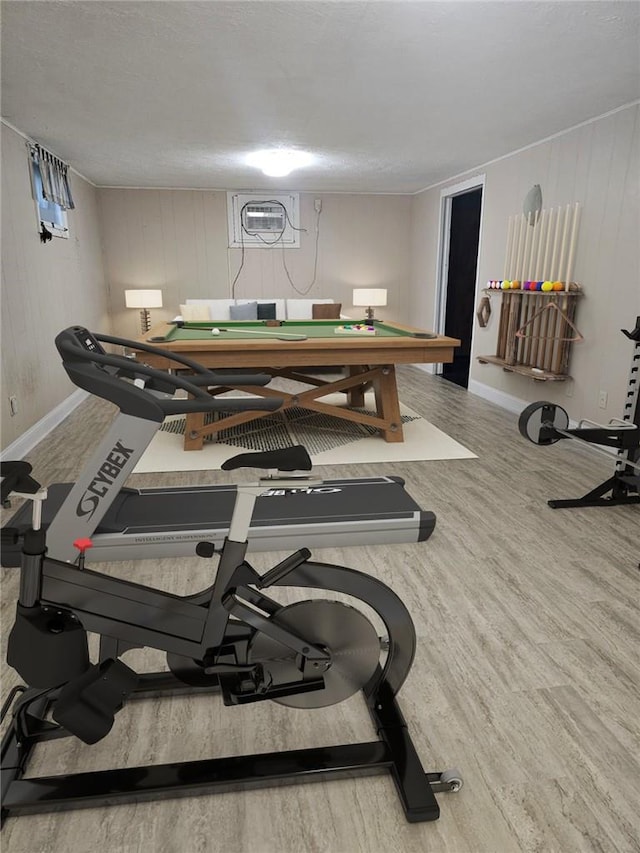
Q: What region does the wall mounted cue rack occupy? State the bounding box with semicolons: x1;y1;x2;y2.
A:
478;201;584;381
477;289;583;381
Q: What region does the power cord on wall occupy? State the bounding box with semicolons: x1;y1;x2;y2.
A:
230;199;322;298
283;202;322;295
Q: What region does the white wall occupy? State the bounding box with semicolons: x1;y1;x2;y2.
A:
410;104;640;424
1;122;110;450
97;189;412;338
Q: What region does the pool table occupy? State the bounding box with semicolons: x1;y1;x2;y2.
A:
134;319;460;450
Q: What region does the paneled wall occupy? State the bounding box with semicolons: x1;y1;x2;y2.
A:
98;190;412;339
1;123;109;450
410;104;640;424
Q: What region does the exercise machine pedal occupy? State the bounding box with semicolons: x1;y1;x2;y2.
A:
217;669;325;706
52;659;138;745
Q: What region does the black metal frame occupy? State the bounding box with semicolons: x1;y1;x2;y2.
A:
520;318;640;509
1;668;444;824
547;471;639;508
537;418;640;508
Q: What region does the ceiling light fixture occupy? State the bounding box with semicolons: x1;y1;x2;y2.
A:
246;149;314;177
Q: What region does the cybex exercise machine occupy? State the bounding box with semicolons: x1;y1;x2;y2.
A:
2;328;435;567
0;344;462;822
518;317;640;508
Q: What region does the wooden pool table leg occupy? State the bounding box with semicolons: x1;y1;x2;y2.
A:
373;365;404;442
181;369;404;448
184;410;206;450
183;387;289;450
347;366;369;407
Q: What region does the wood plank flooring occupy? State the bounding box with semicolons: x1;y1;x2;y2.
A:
1;366;639;853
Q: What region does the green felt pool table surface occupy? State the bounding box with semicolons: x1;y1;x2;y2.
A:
155;319;436;341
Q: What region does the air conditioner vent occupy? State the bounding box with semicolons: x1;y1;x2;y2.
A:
227;192;300;248
243;204;286;233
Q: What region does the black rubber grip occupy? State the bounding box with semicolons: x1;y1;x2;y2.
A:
161;397;283;416
258;549;312;588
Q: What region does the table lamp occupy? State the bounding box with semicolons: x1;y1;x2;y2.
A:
125;289;163;333
352;288;387;322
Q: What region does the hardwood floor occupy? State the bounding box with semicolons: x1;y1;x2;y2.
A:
2;366;639;853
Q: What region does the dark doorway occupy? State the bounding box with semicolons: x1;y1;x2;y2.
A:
442;188;482;388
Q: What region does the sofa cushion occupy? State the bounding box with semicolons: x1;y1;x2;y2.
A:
186;299;235;321
286;298;334;320
230;301;258;320
256;302;277;320
312;302;342;319
237;298;286;319
180;303;210;322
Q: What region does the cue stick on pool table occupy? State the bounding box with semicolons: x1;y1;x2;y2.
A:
213;327;308;341
148;328;308;342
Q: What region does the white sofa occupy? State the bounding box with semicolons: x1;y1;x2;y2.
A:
183;298;337;322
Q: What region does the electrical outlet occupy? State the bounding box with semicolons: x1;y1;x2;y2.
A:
9;395;18;416
598;390;608;409
314;198;322;212
565;384;574;397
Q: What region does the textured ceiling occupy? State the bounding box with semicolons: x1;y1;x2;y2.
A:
2;1;639;193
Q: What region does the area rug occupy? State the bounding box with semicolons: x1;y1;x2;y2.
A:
133;393;476;473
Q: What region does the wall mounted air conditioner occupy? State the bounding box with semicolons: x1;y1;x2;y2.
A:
227;192;300;248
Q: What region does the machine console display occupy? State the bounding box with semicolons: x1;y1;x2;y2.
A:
72;327;106;355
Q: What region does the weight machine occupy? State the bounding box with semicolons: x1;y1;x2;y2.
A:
518;317;640;508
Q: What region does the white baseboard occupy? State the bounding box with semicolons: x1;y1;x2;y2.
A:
467;379;527;414
414;363;438;375
468;379;622;461
1;389;89;461
413;366;528;411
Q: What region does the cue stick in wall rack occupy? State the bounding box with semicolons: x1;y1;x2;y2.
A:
502;202;581;283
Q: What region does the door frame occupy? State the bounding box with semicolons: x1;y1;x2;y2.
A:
430;174;486;375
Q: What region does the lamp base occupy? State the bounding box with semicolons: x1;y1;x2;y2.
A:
140;309;151;334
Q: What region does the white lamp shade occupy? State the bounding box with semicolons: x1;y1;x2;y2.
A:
125;289;163;308
352;288;387;307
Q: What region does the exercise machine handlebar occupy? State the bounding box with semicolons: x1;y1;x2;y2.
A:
519;401;640;469
55;326;283;422
544;423;640;472
97;331;269;379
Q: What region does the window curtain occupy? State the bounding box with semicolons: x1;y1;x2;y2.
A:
29;144;75;210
